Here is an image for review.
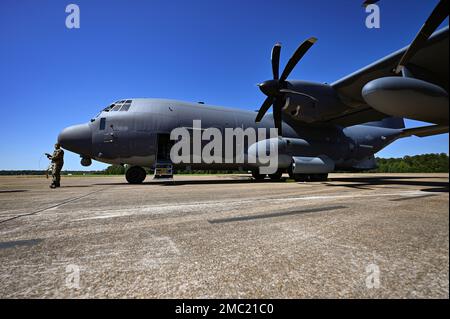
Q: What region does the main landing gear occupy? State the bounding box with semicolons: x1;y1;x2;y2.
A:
268;170;283;180
291;173;328;182
252;168;328;182
251;170;266;180
126;166;147;184
287;164;328;182
251;170;284;181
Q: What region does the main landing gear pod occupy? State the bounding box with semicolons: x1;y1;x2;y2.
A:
288;155;335;182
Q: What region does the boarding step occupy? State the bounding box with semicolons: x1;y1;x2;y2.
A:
153;161;174;180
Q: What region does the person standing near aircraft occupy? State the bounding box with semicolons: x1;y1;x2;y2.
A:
46;143;64;188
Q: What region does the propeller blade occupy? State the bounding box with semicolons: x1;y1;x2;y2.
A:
362;0;380;7
273;98;284;136
395;0;449;73
271;43;281;80
255;96;274;122
280;37;317;81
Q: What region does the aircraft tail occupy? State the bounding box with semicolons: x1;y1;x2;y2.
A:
363;117;405;129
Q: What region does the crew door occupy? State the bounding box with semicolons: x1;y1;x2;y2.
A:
156;133;174;162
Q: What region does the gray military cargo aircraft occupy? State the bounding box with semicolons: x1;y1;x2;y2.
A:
57;0;449;184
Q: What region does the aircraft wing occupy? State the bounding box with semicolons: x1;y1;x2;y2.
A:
399;124;449;138
324;26;449;127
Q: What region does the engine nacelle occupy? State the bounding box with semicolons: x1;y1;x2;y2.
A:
291;155;335;174
282;81;349;123
362;77;449;125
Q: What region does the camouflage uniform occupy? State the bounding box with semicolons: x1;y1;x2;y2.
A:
48;145;64;188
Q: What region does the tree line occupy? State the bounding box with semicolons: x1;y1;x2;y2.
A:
0;153;447;175
90;153;450;174
370;153;449;173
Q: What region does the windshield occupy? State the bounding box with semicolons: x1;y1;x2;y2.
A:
96;100;132;117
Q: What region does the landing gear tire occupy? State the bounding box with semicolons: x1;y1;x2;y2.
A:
126;166;146;184
252;170;266;180
80;157;92;167
288;165;295;179
293;173;308;182
269;170;283;180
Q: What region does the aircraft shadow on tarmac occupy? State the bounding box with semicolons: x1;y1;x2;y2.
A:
93;177;283;187
323;176;449;193
58;185;93;188
90;175;449;192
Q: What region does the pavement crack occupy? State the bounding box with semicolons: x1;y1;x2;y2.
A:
0;188;106;226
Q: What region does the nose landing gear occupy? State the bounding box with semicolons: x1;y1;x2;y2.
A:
125;166;147;184
80;157;92;167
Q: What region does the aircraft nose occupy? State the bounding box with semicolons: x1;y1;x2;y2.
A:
58;123;92;156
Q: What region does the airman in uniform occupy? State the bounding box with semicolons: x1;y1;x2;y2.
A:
46;143;64;188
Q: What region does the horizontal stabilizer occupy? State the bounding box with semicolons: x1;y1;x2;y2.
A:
399;125;449;138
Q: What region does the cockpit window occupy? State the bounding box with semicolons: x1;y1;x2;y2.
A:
120;104;131;111
120;100;132;111
98;99;132;116
102;104;114;112
111;103;123;111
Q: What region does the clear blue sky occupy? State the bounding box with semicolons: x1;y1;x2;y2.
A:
0;0;448;170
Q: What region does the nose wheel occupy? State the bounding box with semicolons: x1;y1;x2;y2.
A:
125;166;147;184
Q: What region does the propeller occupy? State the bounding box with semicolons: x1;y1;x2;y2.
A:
395;0;449;74
255;37;317;135
362;0;380;7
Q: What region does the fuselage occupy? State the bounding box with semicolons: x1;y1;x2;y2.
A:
58;98;404;171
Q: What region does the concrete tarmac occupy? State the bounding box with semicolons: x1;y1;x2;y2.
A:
0;173;448;298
